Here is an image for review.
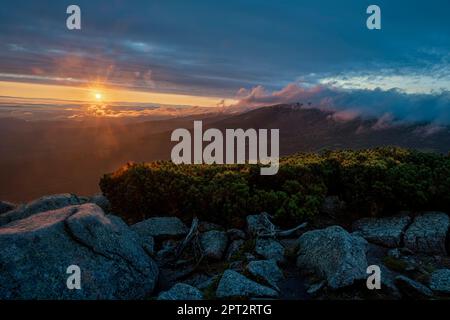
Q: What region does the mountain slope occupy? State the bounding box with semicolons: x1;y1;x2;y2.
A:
207;104;450;155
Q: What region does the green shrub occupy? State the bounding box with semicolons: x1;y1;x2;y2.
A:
100;147;450;227
382;256;408;273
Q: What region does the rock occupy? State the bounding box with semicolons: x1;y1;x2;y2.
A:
404;212;450;255
365;242;387;263
320;196;345;216
226;239;244;261
198;221;223;232
184;274;219;290
306;281;325;296
255;238;285;264
246;212;276;236
89;194;111;213
216;270;278;299
0;201;16;215
352;215;411;247
155;240;177;263
141;236;155;256
229;261;245;272
227;228;246;241
429;269;450;294
0;203;158;299
159;265;195;287
157;283;204;300
387;248;402;259
245;253;257;262
200;230;228;260
296;226;368;289
130;221;155;256
247;260;284;291
198;275;220;291
0;194;85;226
78;196;90;203
279;238;300;253
131;217;188;240
395;275;433;299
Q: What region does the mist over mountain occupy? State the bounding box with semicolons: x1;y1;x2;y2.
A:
1;104;449;202
211;104;450;155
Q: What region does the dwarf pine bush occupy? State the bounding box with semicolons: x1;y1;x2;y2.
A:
100;147;450;227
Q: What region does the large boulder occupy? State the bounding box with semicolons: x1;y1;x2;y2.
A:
200;230;228;260
0;203;158;299
157;283;204;300
131;217;188;240
404;212;449;255
0;194;85;226
216;270;278;299
352;215;411;247
0;201;16;215
255;238;286;264
247;260;284;291
429;269;450;294
296;226;368;289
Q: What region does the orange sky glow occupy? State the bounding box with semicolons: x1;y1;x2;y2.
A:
0;81;237;107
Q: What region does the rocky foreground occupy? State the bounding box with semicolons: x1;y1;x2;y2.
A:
1;194;450;300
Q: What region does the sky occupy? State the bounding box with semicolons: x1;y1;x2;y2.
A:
0;0;450;121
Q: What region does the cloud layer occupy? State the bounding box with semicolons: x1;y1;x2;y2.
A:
232;83;450;125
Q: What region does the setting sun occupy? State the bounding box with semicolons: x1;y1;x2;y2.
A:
95;93;102;100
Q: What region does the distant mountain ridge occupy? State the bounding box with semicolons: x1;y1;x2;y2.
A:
207;104;450;155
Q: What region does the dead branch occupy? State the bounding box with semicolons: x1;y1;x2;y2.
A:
175;217;199;259
258;222;308;238
276;222;308;237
